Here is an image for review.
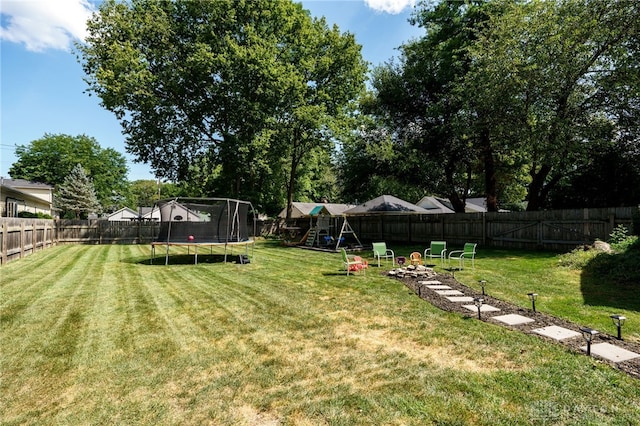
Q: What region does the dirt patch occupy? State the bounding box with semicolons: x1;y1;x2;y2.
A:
394;272;640;380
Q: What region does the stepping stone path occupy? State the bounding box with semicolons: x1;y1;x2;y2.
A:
533;325;582;340
435;289;465;296
584;343;640;363
462;303;501;313
403;273;640;379
492;314;535;326
446;296;475;302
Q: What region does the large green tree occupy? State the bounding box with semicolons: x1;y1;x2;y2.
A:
465;0;640;210
364;0;640;211
9;133;129;211
78;0;366;216
336;111;430;204
365;0;502;212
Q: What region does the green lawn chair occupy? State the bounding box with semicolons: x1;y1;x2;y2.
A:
448;243;477;270
341;248;365;275
372;242;395;267
424;241;447;267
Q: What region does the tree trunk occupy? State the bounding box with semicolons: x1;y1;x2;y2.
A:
527;164;552;211
285;128;302;221
448;191;466;213
481;129;498;212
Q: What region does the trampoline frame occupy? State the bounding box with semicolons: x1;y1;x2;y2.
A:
150;197;256;265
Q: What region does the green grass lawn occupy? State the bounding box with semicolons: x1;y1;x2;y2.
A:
1;241;639;425
449;248;640;345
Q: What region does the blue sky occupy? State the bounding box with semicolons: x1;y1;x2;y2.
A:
1;0;424;181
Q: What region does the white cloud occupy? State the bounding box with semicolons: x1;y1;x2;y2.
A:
364;0;416;15
0;0;94;52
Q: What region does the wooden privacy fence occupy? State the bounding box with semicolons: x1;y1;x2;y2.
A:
0;219;160;264
1;219;55;265
349;206;638;251
1;207;638;264
54;220;160;245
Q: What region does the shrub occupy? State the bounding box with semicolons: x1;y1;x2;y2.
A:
557;245;601;269
17;211;53;219
609;224;629;244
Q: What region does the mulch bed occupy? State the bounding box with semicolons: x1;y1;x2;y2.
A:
392;271;640;380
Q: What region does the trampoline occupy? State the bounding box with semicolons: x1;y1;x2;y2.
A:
150;197;256;265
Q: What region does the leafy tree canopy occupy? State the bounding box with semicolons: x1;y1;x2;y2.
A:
463;0;640;210
77;0;366;216
364;0;640;211
128;179;185;209
9;133;129;211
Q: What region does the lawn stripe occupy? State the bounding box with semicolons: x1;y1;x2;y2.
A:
1;246;113;421
3;243;640;425
0;245;94;326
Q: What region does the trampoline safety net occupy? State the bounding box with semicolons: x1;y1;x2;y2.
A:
153;198;254;243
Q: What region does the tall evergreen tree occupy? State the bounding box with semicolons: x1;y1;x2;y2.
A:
55;164;102;219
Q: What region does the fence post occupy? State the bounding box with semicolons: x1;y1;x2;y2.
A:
20;221;26;259
482;212;487;246
584;208;590;240
609;213;615;240
538;220;543;248
1;221;7;264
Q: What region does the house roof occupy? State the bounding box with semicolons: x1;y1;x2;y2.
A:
106;207;139;220
416;196;456;214
344;195;430;215
1;178;53;190
426;196;489;213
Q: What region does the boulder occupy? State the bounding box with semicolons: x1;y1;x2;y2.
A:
593;240;613;253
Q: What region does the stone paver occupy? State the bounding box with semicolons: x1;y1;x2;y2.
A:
462;304;501;313
446;296;475;302
425;285;452;290
435;290;465;296
491;314;535;326
418;280;442;285
582;343;640;363
533;326;581;340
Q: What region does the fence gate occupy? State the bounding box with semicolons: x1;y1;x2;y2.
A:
491;220;604;248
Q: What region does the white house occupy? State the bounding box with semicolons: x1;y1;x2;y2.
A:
0;178;55;217
106;207;139;221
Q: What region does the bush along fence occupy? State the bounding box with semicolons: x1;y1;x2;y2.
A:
1;206;638;264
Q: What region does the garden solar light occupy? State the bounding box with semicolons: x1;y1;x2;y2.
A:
479;280;487;296
473;297;484;320
610;315;626;340
527;292;538;313
579;327;599;356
